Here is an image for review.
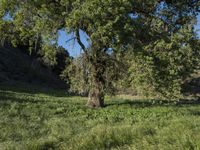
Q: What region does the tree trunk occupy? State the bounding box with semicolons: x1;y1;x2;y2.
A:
86;79;105;107
86;49;106;108
87;88;104;108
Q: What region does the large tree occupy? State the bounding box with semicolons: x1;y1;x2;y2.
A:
0;0;199;107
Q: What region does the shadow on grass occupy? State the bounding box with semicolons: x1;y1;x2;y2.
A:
0;91;46;104
0;82;69;97
189;109;200;116
105;99;200;108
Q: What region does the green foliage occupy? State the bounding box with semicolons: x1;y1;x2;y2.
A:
61;52;125;96
0;86;200;149
52;46;71;76
61;56;89;95
40;44;58;66
127;26;200;100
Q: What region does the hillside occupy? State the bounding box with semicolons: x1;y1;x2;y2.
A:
0;46;67;90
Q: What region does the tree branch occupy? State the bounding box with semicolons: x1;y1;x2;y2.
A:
75;29;88;54
65;37;76;43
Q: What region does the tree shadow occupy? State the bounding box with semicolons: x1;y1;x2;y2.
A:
0;82;69;98
189;109;200;116
0;91;46;104
105;98;200;108
182;76;200;94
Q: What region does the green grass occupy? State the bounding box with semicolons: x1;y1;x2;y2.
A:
0;86;200;150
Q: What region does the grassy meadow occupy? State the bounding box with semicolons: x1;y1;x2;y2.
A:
0;85;200;150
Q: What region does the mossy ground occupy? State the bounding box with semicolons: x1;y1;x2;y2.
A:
0;85;200;150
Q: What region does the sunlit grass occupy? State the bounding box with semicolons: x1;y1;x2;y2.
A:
0;87;200;150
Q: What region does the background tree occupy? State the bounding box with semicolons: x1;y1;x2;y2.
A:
127;27;200;100
0;0;199;107
61;51;124;97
